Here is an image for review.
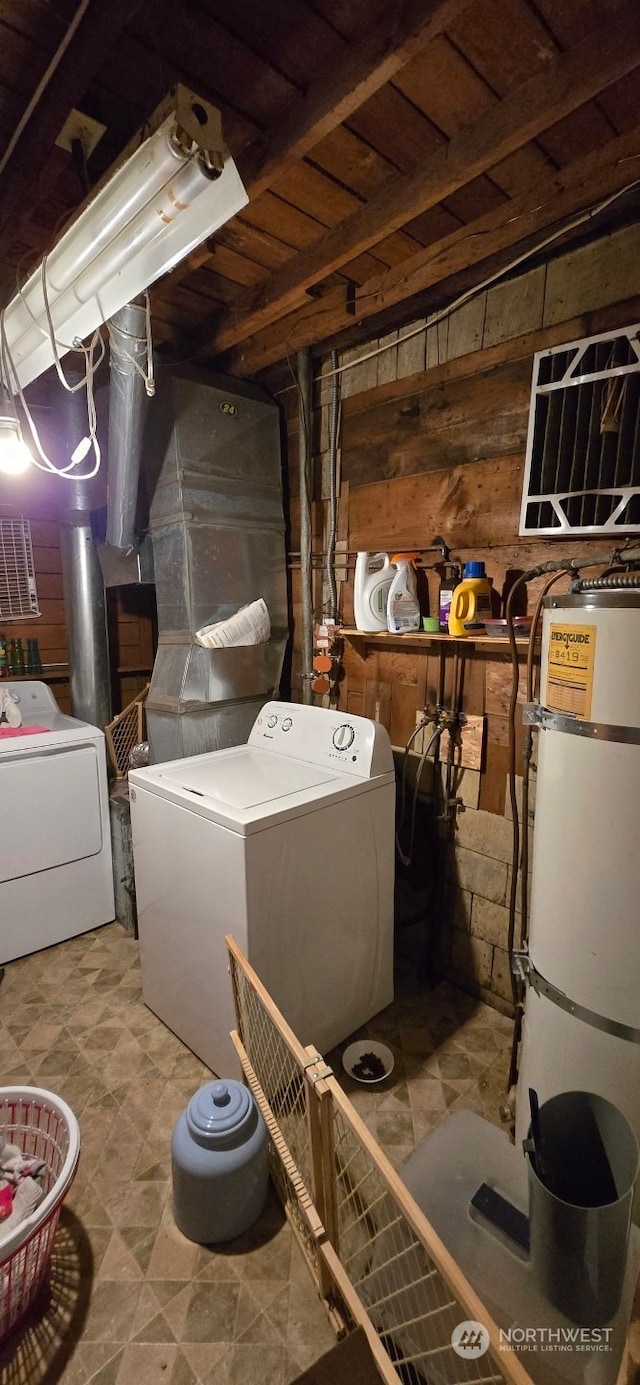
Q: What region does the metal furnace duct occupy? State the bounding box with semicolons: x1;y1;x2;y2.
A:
105;300;150;553
56;382;111;728
144;366;288;762
60;522;111;729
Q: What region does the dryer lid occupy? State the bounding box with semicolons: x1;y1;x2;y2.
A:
157;746;338;810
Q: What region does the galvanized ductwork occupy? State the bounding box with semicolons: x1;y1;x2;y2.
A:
106;300;150;554
143;366;288;762
55;379;111;729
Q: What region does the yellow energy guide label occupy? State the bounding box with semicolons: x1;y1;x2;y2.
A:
545;623;597;719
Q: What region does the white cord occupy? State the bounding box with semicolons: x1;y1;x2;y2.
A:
0;267;103;481
109;293;155;397
275;172;640;395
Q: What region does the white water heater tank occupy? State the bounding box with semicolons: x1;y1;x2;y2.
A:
516;589;640;1152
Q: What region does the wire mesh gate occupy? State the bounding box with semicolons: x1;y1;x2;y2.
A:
226;936;532;1385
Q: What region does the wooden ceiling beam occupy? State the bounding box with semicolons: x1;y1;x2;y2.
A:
238;0;472;199
0;0;143;249
217;122;640;377
185;0;640;365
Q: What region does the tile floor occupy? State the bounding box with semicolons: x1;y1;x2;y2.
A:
0;923;513;1384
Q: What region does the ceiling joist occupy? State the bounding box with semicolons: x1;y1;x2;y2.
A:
239;0;473;198
182;0;640;367
221;123;640;377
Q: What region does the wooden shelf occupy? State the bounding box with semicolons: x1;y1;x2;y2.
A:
5;669;69;682
339;628;537;656
6;665;152;682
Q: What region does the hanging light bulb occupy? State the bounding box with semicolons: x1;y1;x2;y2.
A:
0;387;32;476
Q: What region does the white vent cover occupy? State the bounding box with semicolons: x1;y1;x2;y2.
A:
520;322;640;535
0;517;40;619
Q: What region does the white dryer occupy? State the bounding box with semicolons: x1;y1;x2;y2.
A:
0;681;114;964
129;701;395;1077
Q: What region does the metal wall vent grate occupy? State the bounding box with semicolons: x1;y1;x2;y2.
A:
0;517;40;619
520;322;640;535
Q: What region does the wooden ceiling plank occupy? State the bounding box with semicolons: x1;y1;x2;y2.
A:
271;161;365;227
127;0;299;130
187;0;640;361
309;0;389;42
220;121;640;376
309;126;399;200
443;176;507;223
392;32;497;132
270;161;425;264
598;69;640;134
200;245;267;289
488;144;556;200
240;193;329;250
347;85;445;174
0;0;144;243
198;0;346;89
404;204;464;246
446;0;558;95
239;0;473;197
216;222;296;272
532;0;629;48
537;102;618;166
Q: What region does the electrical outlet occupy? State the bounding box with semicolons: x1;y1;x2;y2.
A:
55;109;106;158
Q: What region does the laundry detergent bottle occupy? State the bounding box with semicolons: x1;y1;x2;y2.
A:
387;553;421;634
448;561;492;636
354;552;393;632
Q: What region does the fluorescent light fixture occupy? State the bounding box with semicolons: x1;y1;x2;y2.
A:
1;87;248;390
0;388;32;474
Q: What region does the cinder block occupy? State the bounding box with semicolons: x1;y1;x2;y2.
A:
471;897;511;949
451;930;494;989
447;885;473;932
504;771;536;825
506;865;533;919
455;807;513;863
491;947;515;1003
441;763;481;810
452;846;508;905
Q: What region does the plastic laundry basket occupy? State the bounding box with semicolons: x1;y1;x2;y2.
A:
0;1087;80;1342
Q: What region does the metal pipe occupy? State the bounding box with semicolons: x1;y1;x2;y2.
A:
106;299;149;552
298;348;314;705
55;375;111;728
325;348;339;622
60;520;111;728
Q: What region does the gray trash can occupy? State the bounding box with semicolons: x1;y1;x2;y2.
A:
525;1090;638;1325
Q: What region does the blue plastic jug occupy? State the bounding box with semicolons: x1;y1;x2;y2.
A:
172;1079;269;1243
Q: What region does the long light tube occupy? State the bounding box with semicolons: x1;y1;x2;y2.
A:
1;95;248;390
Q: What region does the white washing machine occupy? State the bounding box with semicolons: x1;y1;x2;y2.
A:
129;700;395;1077
0;681;114;964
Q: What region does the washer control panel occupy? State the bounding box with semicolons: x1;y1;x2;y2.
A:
249;701;393;778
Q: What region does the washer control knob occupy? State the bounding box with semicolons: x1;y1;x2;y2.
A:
332;723;355;750
267;714;278;728
281;717;293;731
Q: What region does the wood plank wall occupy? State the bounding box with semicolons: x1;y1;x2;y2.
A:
0;502;155;719
276;223;640;1014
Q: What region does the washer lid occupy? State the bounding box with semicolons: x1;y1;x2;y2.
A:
158;746;337;809
0;681;105;753
129;742;388;834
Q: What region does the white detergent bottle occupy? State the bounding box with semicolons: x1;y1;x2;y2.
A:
387;553;421;634
354;552;393;632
